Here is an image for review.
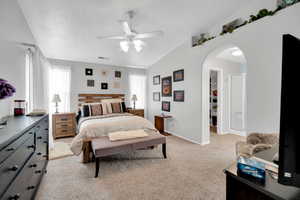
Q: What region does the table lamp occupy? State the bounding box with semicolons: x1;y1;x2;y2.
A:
131;94;137;110
52;94;61;113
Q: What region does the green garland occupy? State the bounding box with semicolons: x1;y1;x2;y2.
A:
193;1;300;47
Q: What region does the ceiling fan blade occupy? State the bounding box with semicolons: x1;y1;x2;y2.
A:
96;35;126;40
135;31;164;39
120;21;132;35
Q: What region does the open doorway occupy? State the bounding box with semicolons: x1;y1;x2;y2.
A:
202;45;247;144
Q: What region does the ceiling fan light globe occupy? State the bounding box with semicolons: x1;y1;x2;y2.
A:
120;41;129;52
133;40;143;52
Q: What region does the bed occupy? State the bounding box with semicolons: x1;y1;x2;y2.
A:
70;94;158;163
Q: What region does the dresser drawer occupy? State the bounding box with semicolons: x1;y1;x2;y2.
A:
55;122;74;129
0;155;45;200
0;131;34;165
0;135;35;197
55;114;73;123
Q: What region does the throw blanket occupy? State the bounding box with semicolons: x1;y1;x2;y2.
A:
109;129;149;141
70;113;157;155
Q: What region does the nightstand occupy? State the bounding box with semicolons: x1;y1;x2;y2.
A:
127;109;144;118
155;115;172;136
52;112;76;139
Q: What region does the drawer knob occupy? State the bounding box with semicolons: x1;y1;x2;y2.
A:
29;164;37;168
9;194;20;200
37;136;42;139
27;145;35;149
35;170;42;174
27;186;35;190
6;147;15;152
9;165;19;171
45;128;49;131
28;132;33;135
37;152;42;155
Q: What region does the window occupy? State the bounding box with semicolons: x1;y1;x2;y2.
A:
49;65;71;113
25;49;33;113
129;74;146;109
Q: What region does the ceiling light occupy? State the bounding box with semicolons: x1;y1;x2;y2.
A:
133;40;143;53
231;49;243;57
120;41;129;52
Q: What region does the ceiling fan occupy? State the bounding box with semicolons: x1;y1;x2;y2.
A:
96;10;164;53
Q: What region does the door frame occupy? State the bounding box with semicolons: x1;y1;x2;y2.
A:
202;66;224;145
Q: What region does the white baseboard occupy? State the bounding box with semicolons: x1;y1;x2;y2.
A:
165;130;205;145
228;129;247;137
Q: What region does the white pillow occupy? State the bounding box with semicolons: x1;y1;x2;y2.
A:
101;98;122;114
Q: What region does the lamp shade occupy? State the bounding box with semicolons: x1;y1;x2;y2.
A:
131;94;137;101
52;94;61;103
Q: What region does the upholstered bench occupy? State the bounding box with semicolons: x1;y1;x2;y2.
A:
91;131;167;177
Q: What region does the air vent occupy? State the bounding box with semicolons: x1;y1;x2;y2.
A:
98;56;109;60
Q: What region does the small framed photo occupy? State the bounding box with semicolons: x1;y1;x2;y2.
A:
115;71;121;78
174;90;184;102
153;92;160;102
87;80;95;87
162;101;170;112
85;68;93;76
162;76;172;97
153;75;160;85
173;69;184;82
101;82;108;90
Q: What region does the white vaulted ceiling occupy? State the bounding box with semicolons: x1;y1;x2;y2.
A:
18;0;248;68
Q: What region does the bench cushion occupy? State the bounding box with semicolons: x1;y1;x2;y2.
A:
92;131;166;157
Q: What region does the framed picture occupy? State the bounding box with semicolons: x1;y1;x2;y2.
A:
161;76;172;97
87;80;95;87
174;90;184;102
113;81;121;89
173;69;184;82
162;101;170;112
115;71;121;78
153;92;160;102
153;75;160;85
101;82;108;90
85;68;93;76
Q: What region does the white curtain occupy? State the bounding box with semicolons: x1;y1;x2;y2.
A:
129;74;146;109
49;65;71;114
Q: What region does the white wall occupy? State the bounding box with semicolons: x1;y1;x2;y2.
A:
0;0;36;118
49;59;147;113
147;4;300;144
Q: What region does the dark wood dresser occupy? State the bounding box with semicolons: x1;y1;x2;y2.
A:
0;115;49;200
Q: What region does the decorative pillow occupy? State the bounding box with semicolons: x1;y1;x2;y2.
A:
111;102;122;113
101;98;122;114
82;105;91;117
121;102;127;112
90;104;103;116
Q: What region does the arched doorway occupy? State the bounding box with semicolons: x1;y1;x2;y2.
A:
202;45;247;144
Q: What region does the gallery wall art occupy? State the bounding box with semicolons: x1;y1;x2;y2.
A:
162;101;170;112
162;76;172;97
85;68;93;76
153;92;160;102
87;80;95;87
174;90;184;102
173;69;184;82
101;82;108;90
153;75;160;85
115;71;121;78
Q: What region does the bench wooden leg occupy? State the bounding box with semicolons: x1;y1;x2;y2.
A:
162;143;167;159
95;158;100;178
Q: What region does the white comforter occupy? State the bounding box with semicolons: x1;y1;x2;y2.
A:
70;113;157;155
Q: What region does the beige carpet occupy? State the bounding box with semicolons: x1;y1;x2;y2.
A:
36;134;244;200
49;141;74;160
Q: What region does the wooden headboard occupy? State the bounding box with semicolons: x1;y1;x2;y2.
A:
78;94;125;107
